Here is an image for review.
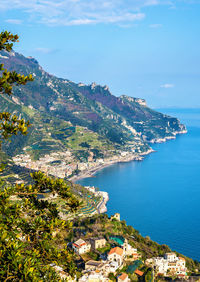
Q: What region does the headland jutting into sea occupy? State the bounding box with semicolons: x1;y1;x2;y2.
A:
70;128;187;182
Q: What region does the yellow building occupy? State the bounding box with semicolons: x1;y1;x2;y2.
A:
90;237;107;250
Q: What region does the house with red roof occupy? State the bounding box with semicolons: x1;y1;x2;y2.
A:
134;269;144;277
72;238;91;255
107;247;124;267
118;273;130;282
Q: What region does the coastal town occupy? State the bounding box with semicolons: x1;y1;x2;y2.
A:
10;142;194;282
10;124;187;183
12;149;148;181
9;154;193;282
52;213;189;281
10;136;195;282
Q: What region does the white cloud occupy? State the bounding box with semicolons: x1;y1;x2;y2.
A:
0;0;194;26
160;83;175;88
0;0;160;26
5;19;23;25
63;12;145;26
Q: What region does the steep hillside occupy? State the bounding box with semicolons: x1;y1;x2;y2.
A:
0;50;186;179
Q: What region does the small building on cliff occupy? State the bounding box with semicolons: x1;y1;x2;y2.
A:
110;213;120;221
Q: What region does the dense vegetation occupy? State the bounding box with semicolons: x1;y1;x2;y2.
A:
0;49;186;161
0;31;80;281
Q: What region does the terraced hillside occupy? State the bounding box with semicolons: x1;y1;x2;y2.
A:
0;50;186;161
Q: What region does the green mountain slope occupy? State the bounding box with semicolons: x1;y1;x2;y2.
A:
0;50;186;179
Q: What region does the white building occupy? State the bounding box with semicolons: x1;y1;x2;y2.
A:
79;272;109;282
123;239;138;258
146;253;187;277
164;252;177;262
154;257;168;274
107;247;124;267
72;239;91;255
103;261;119;274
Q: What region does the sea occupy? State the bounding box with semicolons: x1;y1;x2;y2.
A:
77;109;200;261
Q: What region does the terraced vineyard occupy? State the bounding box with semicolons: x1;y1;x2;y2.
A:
0;161;101;220
0;50;186;164
0;162;34;186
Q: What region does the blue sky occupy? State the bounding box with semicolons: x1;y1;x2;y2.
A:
1;0;200;108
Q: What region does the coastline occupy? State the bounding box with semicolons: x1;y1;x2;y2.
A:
69;148;154;183
149;129;187;144
69;129;187;183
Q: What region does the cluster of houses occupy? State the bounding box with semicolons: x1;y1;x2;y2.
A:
12;151;106;179
12;151;190;281
71;235;188;281
72;236;139;282
46;213;189;281
12;147;143;181
51;245;188;282
146;252;187;278
12;151;75;178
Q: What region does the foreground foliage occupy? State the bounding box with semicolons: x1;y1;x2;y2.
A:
0;31;33;147
0;172;79;280
0;31;79;281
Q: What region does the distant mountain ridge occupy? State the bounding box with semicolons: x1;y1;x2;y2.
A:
0;50;186;162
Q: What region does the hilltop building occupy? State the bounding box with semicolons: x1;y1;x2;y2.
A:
110;213;120;221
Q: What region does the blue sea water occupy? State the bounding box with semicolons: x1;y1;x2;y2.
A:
77;109;200;261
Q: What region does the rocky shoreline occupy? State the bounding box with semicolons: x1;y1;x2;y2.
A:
149;129;187;144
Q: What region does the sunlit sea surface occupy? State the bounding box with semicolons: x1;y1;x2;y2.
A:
77;109;200;261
